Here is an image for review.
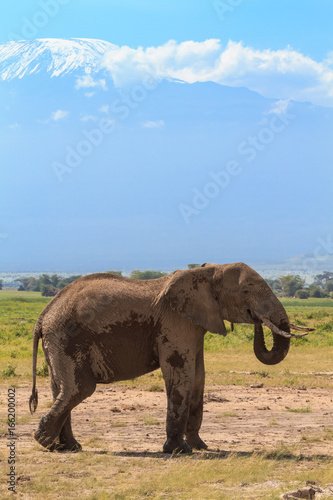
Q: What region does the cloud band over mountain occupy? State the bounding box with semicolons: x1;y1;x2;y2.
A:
102;39;333;106
1;38;332;107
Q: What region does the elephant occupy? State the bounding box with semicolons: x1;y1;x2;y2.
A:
29;262;312;453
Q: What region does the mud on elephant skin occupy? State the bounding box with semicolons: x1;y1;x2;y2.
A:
29;262;313;453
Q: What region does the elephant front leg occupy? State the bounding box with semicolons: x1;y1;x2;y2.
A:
164;386;192;453
185;349;207;450
160;352;195;454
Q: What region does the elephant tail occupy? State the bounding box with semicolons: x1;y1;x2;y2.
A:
29;319;42;414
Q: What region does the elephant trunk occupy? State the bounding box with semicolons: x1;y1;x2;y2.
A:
253;322;290;365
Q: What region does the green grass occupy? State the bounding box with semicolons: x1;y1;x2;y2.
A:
280;298;333;308
142;416;161;425
286;407;311;414
146;384;164;392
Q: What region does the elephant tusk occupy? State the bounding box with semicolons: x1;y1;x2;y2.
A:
289;323;315;332
261;318;309;339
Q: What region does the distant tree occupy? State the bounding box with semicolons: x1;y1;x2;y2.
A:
278;275;305;297
0;279;3;290
307;284;327;298
57;275;81;289
295;289;310;299
15;277;40;292
265;278;282;296
313;271;333;289
50;274;60;287
40;284;59;297
16;275;81;293
130;270;168;280
39;274;52;286
187;264;200;269
106;270;123;276
325;280;333;293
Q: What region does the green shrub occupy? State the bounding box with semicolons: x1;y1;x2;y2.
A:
2;364;17;377
295;289;310;299
36;360;49;377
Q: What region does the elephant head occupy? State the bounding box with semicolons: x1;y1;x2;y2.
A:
161;262;312;365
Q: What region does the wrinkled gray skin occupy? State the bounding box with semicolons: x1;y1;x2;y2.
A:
29;262;310;453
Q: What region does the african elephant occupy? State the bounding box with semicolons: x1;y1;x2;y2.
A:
29;262;312;453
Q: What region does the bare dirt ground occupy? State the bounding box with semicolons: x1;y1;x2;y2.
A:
14;381;333;457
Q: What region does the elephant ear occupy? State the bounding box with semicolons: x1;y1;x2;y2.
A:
161;267;226;335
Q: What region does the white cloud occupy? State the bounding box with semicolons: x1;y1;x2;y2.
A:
142;120;164;128
38;109;69;124
51;109;69;121
268;99;291;115
99;104;109;114
84;91;95;98
8;122;21;129
102;39;221;88
80;113;98;122
102;39;333;107
75;73;107;91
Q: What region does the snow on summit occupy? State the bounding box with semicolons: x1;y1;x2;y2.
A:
0;38;116;80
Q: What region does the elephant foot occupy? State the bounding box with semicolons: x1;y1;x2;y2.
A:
58;440;82;452
34;416;57;450
34;415;82;453
34;428;58;451
186;434;208;450
35;431;82;452
163;437;192;454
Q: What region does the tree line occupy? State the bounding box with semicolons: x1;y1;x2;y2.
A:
265;271;333;298
15;270;168;296
3;269;333;299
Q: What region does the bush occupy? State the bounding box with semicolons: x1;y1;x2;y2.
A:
40;284;59;297
295;289;310;299
36;360;49;377
2;364;17;378
308;285;328;298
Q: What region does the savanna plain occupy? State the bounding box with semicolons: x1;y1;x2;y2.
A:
0;290;332;499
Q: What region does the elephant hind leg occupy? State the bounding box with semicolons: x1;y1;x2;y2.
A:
49;376;81;452
35;359;96;451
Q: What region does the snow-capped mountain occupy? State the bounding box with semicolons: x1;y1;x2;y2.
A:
0;38;116;80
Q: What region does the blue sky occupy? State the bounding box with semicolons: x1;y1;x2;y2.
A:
2;0;333;60
1;1;333;272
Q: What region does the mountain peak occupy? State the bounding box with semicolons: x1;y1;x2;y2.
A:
0;38;116;80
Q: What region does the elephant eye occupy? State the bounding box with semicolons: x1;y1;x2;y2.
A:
243;289;250;295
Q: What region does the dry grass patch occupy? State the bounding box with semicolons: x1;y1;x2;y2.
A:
142;417;161;426
301;428;333;443
14;449;331;500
